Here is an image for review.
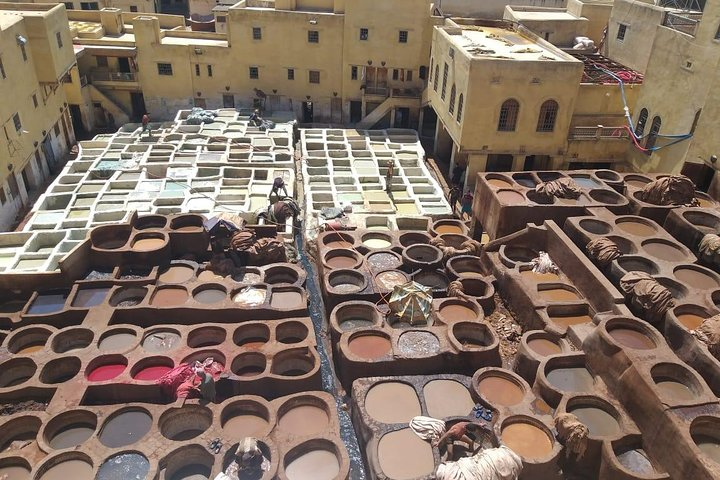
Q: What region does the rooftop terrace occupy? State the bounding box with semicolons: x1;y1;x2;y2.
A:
570;52;644;85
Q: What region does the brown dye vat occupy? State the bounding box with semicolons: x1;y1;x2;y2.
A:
48;425;95;449
197;270;224;282
142;331;181;352
643;242;685;262
423;380;475;418
223;415;268;437
435;224;463;234
626;180;649;188
616;449;657;475
656;381;696;402
488;178;512;188
520;270;559;282
608;329;655;350
501;423;552;460
17;343;44;354
375;271;407;290
271;291;303;308
99;410;152;448
98;332;136;352
617;221;655;236
0;465;29;480
549;313;592;328
325;240;351;249
158;266;195;284
174;226;202;232
325;252;358;269
277;405;328;435
478;376;524;406
497;190;525;205
695;435;720;464
365;382;421;423
193;289;226;304
677;313;705;330
546;367;594;392
151;288;189;306
363;238;392;249
169;464;210;480
367;252;402;271
674;268;719;289
378;429;435;479
539;288;581;302
132;237;165;251
348;335;391;360
570;407;620;437
440;304;476;321
527;339;561;356
39;460;93;480
285;450;340;480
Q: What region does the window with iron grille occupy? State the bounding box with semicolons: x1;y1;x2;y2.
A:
449;85;456;115
32;94;38;108
288;68;295;80
56;32;63;48
360;28;368;41
645;116;661;150
216;15;226;23
536;100;558;132
441;63;448;100
157;63;173;75
64;2;73;9
392;69;399;81
635;108;648;137
399;30;408;43
249;66;259;79
80;2;98;9
8;174;19;198
407;70;413;82
12;113;21;131
309;70;320;84
207;65;213;77
130;5;137;12
195;64;200;76
351;66;358;80
223;94;234;108
253;27;261;40
433;64;439;91
617;24;627;41
0;58;5;79
0;187;5;204
498;99;519;132
457;94;464;122
308;30;319;43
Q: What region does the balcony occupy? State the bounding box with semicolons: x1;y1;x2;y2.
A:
662;11;702;37
90;70;137;83
567;125;630;162
569;125;629;140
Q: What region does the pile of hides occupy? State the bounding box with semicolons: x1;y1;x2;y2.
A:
410;416;446;443
230;230;287;265
637;175;699;206
698;234;720;266
435;446;522;480
531;251;559;275
389;281;433;326
535;178;582;200
185;107;217;125
619;272;674;323
214;438;271;480
555;413;588;460
586;237;622;267
692;314;720;360
431;237;483;260
156;357;223;399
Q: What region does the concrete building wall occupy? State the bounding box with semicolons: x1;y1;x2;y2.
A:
566;0;612;43
440;0;565;20
8;0;156;14
604;0;666;74
503;6;589;47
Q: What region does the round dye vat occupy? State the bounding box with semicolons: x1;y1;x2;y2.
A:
197;270;224;282
363;237;391;249
546;367;594;392
616;449;657;475
169;464;211;480
193;289;226;304
674;268;720;290
487;178;512;189
367;252;402;271
570;407;620;437
423;380;474;419
48;424;95;449
616;221;655;237
277;405;328;436
434;224;463;234
656;380;696;402
151;288;189;307
501;423;553;460
643;241;686;262
375;271;407;290
133;365;172;381
497;190;525;205
324;250;358;269
539;288;581;302
339;317;374;331
223;414;268;437
16;343;45;355
677;313;705;331
348;335;392;360
397;332;440;357
270;291;303;308
39;459;93;480
608;328;655;350
158;266;195;284
520;270;560;282
97;452;150;480
378;429;434;479
440;303;476;321
365;382;420;423
0;465;29;480
99;410;152;448
98;332;136;352
478;376;525;406
142;331;181;353
285;450;339;480
87;364;126;382
132;238;165;251
695;435;720;464
527;338;561;356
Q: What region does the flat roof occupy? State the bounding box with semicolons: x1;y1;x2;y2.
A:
511;10;580;21
0;11;22;29
449;26;564;61
161;36;227;46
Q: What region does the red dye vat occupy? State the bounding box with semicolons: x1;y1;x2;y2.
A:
133;365;172;381
87;364;126;382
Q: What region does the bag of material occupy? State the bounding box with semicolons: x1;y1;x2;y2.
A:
555;413;588;459
698;233;720;266
586;237;621;267
637;175;699;206
619;272;674;323
535;177;582;200
247;238;287;265
436;445;522;480
531;251;559;275
692;314;720;360
410;416;446;443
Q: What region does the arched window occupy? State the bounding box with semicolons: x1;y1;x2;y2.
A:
498;99;519;132
691;109;702;134
419;65;427;80
635;108;648;137
645;116;662;150
429;58;433;81
457;94;464;123
449;85;456;114
536;100;558;132
433;64;439;92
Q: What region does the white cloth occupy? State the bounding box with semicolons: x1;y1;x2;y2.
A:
436;446;522;480
531;251;559;275
410;416;446;442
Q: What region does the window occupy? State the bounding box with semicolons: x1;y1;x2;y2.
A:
8;175;20;199
360;28;368;40
56;32;63;48
536;100;558;132
64;2;73;9
249;66;258;79
217;15;226;23
715;24;720;40
392;69;399;81
32;94;38;108
288;68;295;80
449;85;456;115
645;116;661;150
308;30;319;43
457;94;464;122
223;94;234;108
407;70;413;82
0;187;5;204
429;58;433;81
419;66;426;80
12;113;21;132
252;27;261;40
399;30;408;43
449;47;455;59
498;99;519;132
54;123;60;136
433;64;439;91
195;64;200;76
96;56;108;67
309;70;320;84
0;58;5;79
441;63;448;100
351;66;358;80
130;5;138;11
691;109;702;134
207;65;213;77
20;44;27;62
635;108;648;137
80;1;98;9
157;63;173;75
617;23;627;41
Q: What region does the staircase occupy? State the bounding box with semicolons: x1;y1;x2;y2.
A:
356;95;419;130
88;85;131;125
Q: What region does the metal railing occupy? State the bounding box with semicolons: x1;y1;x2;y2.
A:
663;12;701;36
569;125;629;140
90;70;137;82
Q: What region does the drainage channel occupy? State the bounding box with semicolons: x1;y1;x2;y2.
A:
296;232;367;480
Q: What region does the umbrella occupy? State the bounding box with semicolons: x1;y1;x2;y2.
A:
389;281;433;326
